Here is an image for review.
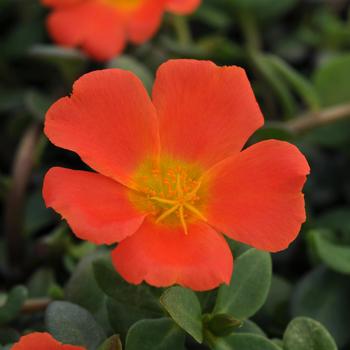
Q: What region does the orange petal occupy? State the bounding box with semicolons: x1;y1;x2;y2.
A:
127;0;165;44
44;69;159;188
152;60;264;168
112;219;233;291
43;167;147;245
204;140;310;252
46;2;126;61
12;332;85;350
166;0;201;14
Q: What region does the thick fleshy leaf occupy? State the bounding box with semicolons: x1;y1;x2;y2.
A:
166;0;201;14
160;287;203;343
46;301;106;350
292;266;350;347
0;286;28;325
112;219;233;291
93;257;162;336
11;332;85;350
152;59;264;168
125;318;186;350
65;253;110;331
203;313;242;337
44;69;159;188
93;257;162;314
283;317;337;350
127;0;165;44
97;335;122;350
43;167;146;245
214;249;272;319
204;140;309;252
309;229;350;274
209;333;281;350
236;320;266;336
46;2;125;61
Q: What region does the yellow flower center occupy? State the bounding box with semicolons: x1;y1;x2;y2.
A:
130;157;208;234
102;0;143;11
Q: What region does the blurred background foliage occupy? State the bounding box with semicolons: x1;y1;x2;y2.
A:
1;0;350;349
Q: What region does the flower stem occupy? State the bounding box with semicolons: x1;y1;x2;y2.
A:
173;15;192;46
4;123;41;273
285;103;350;133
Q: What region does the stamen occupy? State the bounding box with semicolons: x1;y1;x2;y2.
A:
156;204;180;223
179;205;188;235
151;197;177;205
186;178;202;199
184;203;207;222
176;174;184;198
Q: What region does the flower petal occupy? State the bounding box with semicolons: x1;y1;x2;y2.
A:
204;140;310;252
127;0;165;44
46;2;126;61
44;69;159;188
152;60;264;168
112;219;233;291
43;167;146;245
166;0;201;14
12;332;84;350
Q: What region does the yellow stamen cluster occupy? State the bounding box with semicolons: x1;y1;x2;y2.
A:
151;174;207;234
130;158;207;235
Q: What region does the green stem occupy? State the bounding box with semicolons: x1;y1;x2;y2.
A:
285;102;350;133
266;54;321;112
238;11;296;119
173;15;192;46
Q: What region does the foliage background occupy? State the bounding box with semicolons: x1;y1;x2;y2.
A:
1;0;350;349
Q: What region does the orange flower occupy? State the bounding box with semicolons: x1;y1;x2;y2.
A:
41;0;201;61
43;59;309;291
12;332;85;350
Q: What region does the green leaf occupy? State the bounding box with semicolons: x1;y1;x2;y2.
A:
306;54;350;148
108;55;153;92
230;0;297;20
209;333;281;350
24;190;55;235
235;320;266;336
65;253;111;332
266;55;320;110
292;266;350;347
0;286;28;325
314;54;350;107
28;44;87;84
106;297;158;338
24;90;53;121
93;257;161;314
316;207;350;236
250;53;297;118
93;258;162;336
0;327;20;345
98;335;122;350
309;229;350;274
255;275;292;334
214;249;272;319
160;286;203;343
283;317;337;350
27;268;55;298
125;318;186;350
271;339;284;349
204;313;242;337
46;301;106;350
